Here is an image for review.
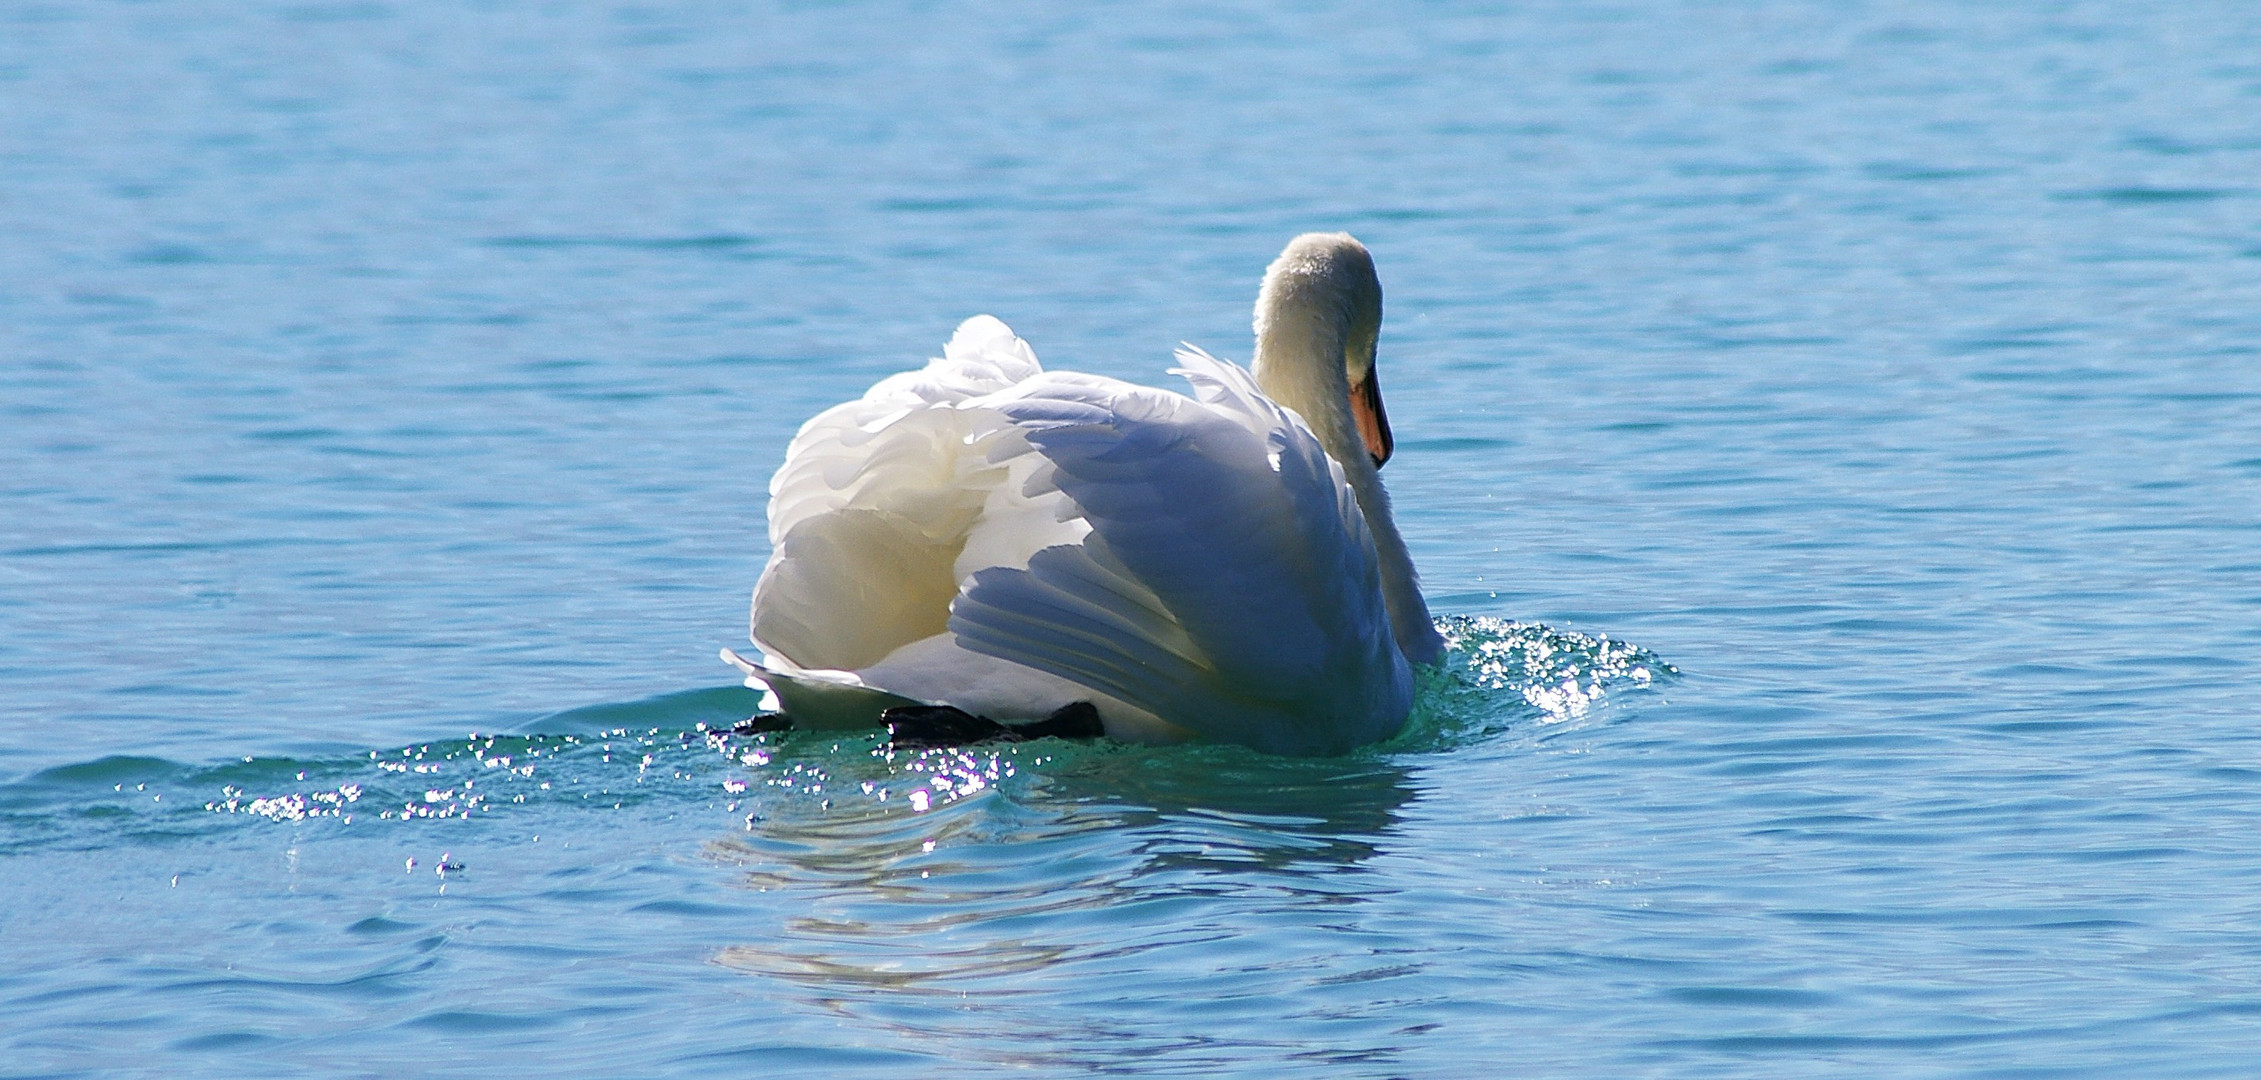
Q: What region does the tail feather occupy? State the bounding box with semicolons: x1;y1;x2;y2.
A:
720;648;921;730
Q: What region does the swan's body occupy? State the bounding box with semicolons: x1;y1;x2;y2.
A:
728;234;1443;755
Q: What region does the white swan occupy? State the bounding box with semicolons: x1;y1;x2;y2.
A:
723;233;1444;755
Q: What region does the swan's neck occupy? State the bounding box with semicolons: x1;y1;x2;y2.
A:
1253;284;1443;668
1253;306;1364;470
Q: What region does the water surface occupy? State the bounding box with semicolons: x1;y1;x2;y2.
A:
5;1;2261;1075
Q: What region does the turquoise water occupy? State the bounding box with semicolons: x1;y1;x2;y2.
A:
5;1;2261;1075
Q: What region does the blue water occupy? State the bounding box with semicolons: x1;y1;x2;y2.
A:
6;1;2261;1075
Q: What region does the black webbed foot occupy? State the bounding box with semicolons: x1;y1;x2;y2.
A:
1008;701;1105;741
883;705;1010;748
881;702;1107;748
733;712;793;735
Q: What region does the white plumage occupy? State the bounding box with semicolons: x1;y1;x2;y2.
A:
726;233;1443;755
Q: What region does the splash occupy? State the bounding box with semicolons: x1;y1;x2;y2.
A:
1396;615;1677;750
207;782;362;822
203;726;792;823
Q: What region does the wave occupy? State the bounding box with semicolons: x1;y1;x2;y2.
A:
0;618;1672;856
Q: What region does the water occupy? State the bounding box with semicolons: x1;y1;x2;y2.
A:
5;1;2260;1074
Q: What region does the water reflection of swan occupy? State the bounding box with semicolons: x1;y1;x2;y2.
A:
726;234;1444;755
708;743;1416;996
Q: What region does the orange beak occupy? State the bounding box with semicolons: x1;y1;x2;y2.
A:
1348;368;1394;468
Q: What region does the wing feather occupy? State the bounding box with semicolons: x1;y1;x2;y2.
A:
753;317;1045;670
948;357;1411;753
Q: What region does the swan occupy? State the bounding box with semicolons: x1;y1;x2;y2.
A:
722;233;1444;755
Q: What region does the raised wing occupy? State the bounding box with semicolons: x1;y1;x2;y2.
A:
751;316;1046;672
764;315;1038;550
947;353;1412;754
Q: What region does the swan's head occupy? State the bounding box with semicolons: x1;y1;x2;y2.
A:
1251;232;1394;470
